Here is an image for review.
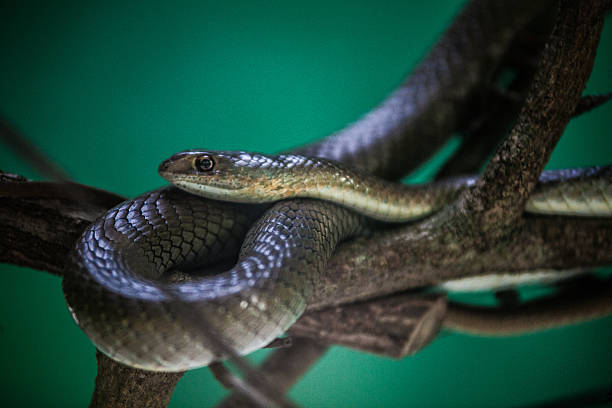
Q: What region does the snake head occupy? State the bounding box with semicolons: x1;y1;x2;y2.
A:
159;150;306;203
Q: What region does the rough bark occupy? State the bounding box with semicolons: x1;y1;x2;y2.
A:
456;0;605;233
90;352;184;408
290;293;447;358
310;216;612;308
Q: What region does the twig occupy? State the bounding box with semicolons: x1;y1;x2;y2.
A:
573;93;612;117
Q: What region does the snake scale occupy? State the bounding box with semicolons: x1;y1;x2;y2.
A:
61;0;575;372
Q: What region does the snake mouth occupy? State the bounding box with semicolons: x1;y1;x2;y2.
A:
172;180;254;204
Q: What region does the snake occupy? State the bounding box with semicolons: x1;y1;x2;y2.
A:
63;148;612;372
61;0;562;372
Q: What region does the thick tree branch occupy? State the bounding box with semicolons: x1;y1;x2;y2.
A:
90;352;184;408
290;293;446;358
311;215;612;308
0;176;123;275
457;0;605;232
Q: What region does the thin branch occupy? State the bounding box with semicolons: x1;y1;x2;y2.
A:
167;300;296;408
573;93;612;117
0;115;70;182
263;337;293;349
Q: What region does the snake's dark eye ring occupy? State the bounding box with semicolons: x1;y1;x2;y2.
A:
194;155;215;172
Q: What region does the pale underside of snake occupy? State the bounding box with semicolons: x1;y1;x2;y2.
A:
63;149;612;372
61;0;565;372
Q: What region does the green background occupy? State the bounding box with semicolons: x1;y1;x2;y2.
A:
1;1;611;406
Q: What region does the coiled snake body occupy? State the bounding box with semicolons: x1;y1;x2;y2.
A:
62;0;574;372
63;150;612;371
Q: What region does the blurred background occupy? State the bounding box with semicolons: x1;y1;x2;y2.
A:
1;1;611;406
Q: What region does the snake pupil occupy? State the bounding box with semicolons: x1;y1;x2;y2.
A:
195;155;215;172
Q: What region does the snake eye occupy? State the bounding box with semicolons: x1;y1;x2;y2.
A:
194;155;215;172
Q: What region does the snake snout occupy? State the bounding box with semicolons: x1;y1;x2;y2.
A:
158;159;172;174
158;153;196;179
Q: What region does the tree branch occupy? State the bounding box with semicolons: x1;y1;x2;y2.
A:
290;293;446;358
456;0;606;232
90;352;184;408
0;176;123;275
311;215;612;308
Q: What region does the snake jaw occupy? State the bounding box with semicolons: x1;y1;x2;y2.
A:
172;179;268;203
